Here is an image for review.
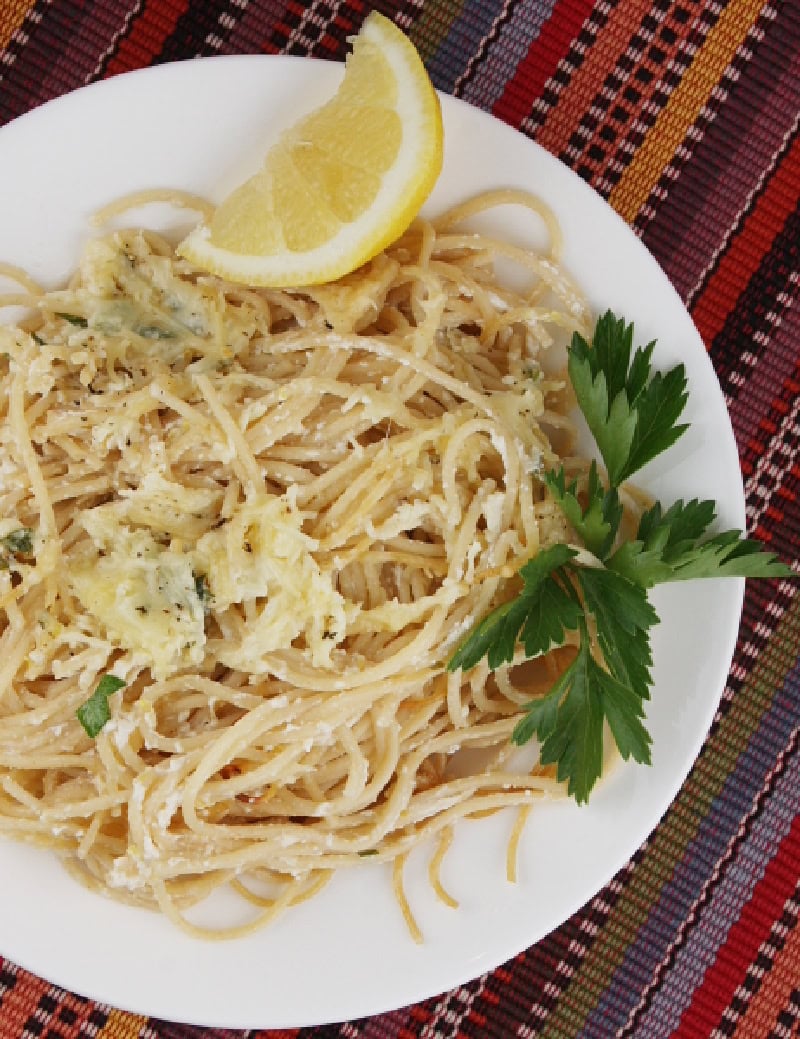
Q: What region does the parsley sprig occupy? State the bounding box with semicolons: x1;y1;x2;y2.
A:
448;312;792;803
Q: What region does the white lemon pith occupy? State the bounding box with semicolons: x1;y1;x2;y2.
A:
178;12;443;287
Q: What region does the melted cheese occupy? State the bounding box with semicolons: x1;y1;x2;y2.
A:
77;233;259;366
67;485;356;678
70;515;205;681
195;494;354;671
91;472;222;540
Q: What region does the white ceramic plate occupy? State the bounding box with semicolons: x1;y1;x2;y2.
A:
0;57;744;1028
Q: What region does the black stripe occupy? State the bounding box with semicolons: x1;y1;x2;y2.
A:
148;0;246;65
264;0;361;60
556;0;674;188
0;0;85;126
0;962;18;1005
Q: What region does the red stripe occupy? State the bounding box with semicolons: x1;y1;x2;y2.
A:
408;1002;435;1026
673;813;800;1038
691;133;800;351
491;0;596;129
103;0;191;77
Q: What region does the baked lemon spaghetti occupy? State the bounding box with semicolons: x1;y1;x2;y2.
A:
0;190;589;939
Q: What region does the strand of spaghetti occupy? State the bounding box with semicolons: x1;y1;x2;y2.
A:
230;869;332;910
433;188;565;260
76;809;105;860
265;331;508;421
0;293;43;310
39;791;128;820
0;623;35;709
0;263;44;293
91;188;215;226
431;232;586;314
0;773;46;813
428;825;458;908
393;852;423;943
154;871;333;940
9;369;59;542
193;371;263;492
506;804;532;883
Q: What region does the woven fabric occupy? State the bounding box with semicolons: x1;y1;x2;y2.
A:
0;1;798;1036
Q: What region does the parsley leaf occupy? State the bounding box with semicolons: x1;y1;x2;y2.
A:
545;461;622;559
448;545;580;672
608;499;792;587
568;312;689;485
512;631;606;804
448;309;793;805
505;567;656;803
76;675;126;738
577;567;657;692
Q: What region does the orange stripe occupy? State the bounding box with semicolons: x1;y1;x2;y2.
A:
97;1008;148;1039
691;132;800;349
0;0;36;50
536;0;656;153
608;0;762;223
734;917;800;1037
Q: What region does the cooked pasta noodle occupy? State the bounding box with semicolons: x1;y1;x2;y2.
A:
0;191;591;938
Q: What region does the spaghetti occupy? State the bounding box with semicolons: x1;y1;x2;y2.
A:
0;191;590;938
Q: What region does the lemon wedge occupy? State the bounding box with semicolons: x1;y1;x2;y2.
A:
178;12;443;287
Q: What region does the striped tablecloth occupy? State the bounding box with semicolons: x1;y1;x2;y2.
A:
0;2;798;1037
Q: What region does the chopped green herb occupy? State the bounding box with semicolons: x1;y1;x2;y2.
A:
76;674;126;738
193;572;212;612
135;324;177;340
55;313;88;328
449;311;794;804
358;849;379;857
1;528;33;555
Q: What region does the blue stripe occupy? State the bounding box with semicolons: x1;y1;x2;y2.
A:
459;0;559;111
424;0;507;97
